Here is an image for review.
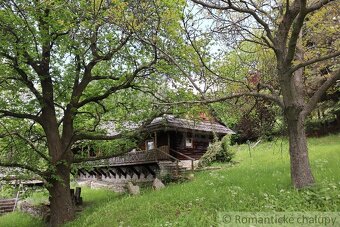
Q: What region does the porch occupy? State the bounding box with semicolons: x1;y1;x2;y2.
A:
76;146;194;186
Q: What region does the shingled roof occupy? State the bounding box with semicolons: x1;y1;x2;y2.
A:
145;115;234;135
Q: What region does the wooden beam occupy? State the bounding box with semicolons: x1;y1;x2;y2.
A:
145;165;156;177
108;168;116;178
102;168;111;178
98;168;107;178
78;169;86;177
126;167;134;178
131;166;141;179
116;167;127;178
167;133;170;149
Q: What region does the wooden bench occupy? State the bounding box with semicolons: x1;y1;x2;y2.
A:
0;198;17;215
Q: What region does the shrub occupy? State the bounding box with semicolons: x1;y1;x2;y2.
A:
198;136;235;168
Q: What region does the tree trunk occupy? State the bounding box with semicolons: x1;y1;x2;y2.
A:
279;48;315;188
48;163;75;227
285;111;315;189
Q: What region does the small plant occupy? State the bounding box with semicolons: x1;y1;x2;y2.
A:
198;136;235;168
159;173;173;184
0;184;15;199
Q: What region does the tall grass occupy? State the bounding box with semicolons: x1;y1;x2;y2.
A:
1;134;339;227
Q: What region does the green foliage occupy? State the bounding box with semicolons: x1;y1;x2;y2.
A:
0;0;189;177
209;43;280;140
21;189;49;206
0;184;15;199
198;136;235;168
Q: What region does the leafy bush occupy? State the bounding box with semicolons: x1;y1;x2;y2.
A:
198;136;235;167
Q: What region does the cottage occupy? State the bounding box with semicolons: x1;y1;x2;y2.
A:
140;115;234;160
76;115;234;191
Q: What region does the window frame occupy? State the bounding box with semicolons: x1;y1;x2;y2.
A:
185;136;193;148
146;140;155;151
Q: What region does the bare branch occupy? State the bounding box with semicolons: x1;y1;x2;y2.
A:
157;91;284;108
302;68;340;118
307;0;336;13
288;51;340;75
191;0;274;44
182;17;245;84
285;0;307;65
91;75;120;81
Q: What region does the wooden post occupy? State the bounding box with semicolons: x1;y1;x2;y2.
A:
154;132;157;149
70;189;75;205
247;140;252;158
75;187;82;205
167;133;170;153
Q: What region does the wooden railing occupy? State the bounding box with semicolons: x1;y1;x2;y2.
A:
86;150;159;167
155;148;180;175
84;146;195;175
170;148;195;171
85;146;173;167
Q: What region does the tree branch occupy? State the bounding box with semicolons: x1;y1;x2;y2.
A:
191;0;274;44
0;162;45;177
302;68;340;118
14;133;50;162
76;50;157;108
0;52;44;104
307;0;336;13
0;110;41;123
285;0;307;65
70;34;132;105
288;51;340;75
157;91;284;108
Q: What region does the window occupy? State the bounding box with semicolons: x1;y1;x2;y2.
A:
146;140;154;151
185;137;193;148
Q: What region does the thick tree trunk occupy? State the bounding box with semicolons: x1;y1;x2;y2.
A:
41;106;76;226
279;48;315;188
285;111;315;188
48;163;75;227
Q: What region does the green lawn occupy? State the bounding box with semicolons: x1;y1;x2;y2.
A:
1;134;339;227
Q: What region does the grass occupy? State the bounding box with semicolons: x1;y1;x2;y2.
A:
0;212;44;227
0;134;339;226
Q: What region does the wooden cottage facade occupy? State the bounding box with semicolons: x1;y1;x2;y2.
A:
139;115;234;160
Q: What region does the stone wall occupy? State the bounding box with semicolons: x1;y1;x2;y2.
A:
77;171;155;193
